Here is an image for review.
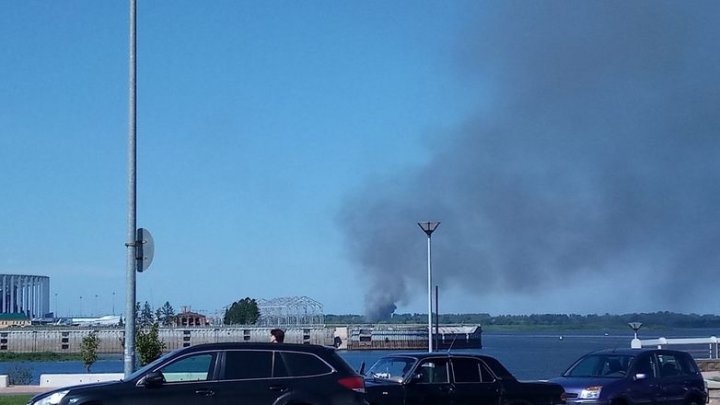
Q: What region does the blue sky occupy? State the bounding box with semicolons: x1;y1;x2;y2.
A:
2;1;719;319
1;1;474;318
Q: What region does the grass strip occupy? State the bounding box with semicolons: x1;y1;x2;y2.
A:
0;395;33;405
0;352;82;362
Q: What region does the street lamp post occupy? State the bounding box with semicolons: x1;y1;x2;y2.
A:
418;221;440;352
124;0;138;377
629;322;643;348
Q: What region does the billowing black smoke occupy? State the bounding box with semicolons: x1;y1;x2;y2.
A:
338;1;720;319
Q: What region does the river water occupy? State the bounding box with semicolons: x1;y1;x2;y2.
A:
2;328;716;384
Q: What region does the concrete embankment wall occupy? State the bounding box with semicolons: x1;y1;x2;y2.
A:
697;360;720;372
0;325;478;353
0;326;333;354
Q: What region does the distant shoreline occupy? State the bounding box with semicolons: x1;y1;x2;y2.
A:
326;311;720;330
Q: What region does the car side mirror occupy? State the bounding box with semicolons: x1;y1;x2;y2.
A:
633;373;647;381
142;371;165;388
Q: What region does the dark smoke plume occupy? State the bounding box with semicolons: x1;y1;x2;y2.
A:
338;1;720;319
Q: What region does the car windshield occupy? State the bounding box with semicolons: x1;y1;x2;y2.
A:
366;356;416;382
563;354;635;378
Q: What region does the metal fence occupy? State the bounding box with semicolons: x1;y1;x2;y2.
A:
632;337;720;359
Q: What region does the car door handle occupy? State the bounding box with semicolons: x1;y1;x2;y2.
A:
269;385;289;392
195;389;215;397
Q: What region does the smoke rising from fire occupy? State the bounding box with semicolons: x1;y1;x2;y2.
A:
338;1;720;320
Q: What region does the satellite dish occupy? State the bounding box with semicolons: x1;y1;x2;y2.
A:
136;228;154;272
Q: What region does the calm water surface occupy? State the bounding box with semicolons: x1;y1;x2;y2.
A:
2;329;716;384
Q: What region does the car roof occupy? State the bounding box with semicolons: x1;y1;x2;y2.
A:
587;348;687;356
380;352;497;360
176;342;337;354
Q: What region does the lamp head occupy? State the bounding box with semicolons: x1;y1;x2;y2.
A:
418;222;440;236
628;322;643;332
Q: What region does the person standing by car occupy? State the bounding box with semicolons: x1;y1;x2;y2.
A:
270;328;285;343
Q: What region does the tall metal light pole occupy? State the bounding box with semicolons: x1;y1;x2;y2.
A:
418;221;440;352
124;0;138;378
629;322;643;348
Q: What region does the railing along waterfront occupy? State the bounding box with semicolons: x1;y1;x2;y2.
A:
632;337;720;360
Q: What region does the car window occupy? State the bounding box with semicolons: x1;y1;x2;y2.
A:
564;355;601;377
633;354;656;378
452;358;483;383
223;350;273;380
366;356;415;382
160;353;215;383
129;350;176;381
599;355;629;377
479;362;495;382
657;353;683;378
273;352;289;377
676;353;700;376
277;351;333;377
565;354;632;377
417;358;449;384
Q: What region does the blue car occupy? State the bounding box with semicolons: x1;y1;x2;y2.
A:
550;348;707;405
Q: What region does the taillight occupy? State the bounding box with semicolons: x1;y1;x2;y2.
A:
338;376;366;393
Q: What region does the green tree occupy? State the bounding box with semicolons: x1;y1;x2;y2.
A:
136;323;165;366
223;297;260;325
156;301;176;326
138;301;154;328
80;331;99;372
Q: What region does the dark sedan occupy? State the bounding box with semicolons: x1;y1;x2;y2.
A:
28;342;368;405
549;348;707;405
363;352;566;405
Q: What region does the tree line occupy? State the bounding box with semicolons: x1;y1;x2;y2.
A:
81;297;262;372
325;311;720;329
130;297;261;327
130;301;720;330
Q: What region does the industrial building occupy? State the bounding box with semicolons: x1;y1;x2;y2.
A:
0;274;50;318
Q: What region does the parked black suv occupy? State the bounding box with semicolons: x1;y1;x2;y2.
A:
28;342;368;405
550;348;708;405
363;352;566;405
